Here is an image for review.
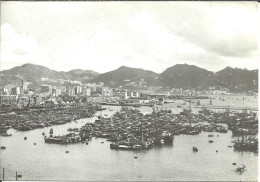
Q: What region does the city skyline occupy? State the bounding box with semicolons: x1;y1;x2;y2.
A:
1;2;259;73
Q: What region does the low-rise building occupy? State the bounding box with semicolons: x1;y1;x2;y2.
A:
0;95;18;105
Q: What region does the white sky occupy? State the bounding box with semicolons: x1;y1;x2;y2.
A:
0;1;259;73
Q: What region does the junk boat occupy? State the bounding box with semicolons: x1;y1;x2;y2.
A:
162;132;174;145
233;135;258;152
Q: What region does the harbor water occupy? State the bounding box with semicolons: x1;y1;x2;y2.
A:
0;95;258;181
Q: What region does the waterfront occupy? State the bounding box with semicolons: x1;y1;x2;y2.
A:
0;96;258;181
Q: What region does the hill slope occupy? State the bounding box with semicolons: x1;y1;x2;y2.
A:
157;64;215;89
215;67;258;92
0;63;99;84
91;66;158;87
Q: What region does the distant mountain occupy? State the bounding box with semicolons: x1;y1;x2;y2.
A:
215;67;258;92
61;69;99;81
157;64;215;89
91;66;158;87
0;63;99;85
0;63;258;92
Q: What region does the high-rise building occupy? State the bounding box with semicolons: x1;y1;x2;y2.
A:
73;86;82;95
10;87;21;95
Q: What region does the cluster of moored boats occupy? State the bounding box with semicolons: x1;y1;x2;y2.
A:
0;105;98;132
44;106;258;152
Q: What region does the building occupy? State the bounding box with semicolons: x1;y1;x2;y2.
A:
18;96;30;106
82;87;91;96
73;86;82;95
102;87;113;97
52;88;61;97
10;87;21;95
29;95;42;105
113;89;128;99
0;95;18;105
40;85;52;95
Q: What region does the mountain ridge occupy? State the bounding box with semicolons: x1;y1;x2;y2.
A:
0;63;258;92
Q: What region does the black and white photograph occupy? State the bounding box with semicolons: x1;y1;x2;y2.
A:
0;1;259;181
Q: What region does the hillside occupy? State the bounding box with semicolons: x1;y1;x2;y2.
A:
91;66;158;87
0;64;99;85
0;63;257;92
215;67;258;92
157;64;215;89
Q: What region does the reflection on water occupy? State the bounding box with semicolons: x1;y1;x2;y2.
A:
0;96;258;181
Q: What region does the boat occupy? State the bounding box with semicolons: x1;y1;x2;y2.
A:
44;137;65;144
209;140;214;143
192;147;198;152
237;164;246;172
24;137;27;140
95;132;111;138
163;133;174;145
1;133;12;136
133;104;141;108
97;107;106;111
17;174;22;178
1;146;6;149
110;143;131;150
66;151;69;153
208;134;214;137
110;143;145;150
233;136;258;152
154;138;164;145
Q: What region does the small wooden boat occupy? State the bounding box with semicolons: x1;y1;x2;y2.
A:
134;156;138;159
17;174;22;178
237;164;246;172
66;151;69;153
1;146;6;149
24;137;27;140
192;147;198;152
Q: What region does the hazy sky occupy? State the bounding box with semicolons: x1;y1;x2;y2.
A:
0;2;259;73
